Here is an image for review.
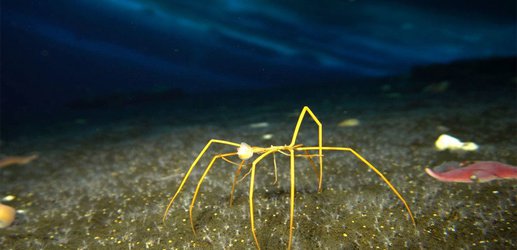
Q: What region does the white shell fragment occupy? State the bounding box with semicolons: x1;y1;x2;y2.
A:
435;134;479;151
435;134;462;149
237;142;254;160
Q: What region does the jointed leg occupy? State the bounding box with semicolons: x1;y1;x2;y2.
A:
298;146;416;225
287;149;295;250
189;152;238;234
289;106;323;192
249;149;278;250
276;149;319;185
221;156;244;166
229;160;246;206
220;156;251;206
162;139;240;223
272;152;278;185
237;167;253;183
298;150;321;188
220;156;253;192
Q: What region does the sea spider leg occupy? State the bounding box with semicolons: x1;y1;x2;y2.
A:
220;156;248;206
276;148;320;188
287;148;295;250
303;150;319;179
249;148;278;250
219;156;247;205
229;160;246;206
298;146;416;225
163;139;241;223
290;106;323;192
295;150;321;188
272;152;278;184
238;167;253;183
221;156;243;166
189;152;239;234
283;149;321;189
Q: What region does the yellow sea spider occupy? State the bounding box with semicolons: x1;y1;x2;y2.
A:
162;106;415;249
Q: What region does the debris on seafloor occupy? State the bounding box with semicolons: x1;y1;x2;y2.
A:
262;134;273;140
338;118;360;127
434;134;478;151
0;155;36;228
0;154;38;169
425;161;517;183
423;80;449;93
2;195;16;202
249;122;269;128
0;203;16;228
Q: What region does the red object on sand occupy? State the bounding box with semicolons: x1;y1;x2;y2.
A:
425;161;517;183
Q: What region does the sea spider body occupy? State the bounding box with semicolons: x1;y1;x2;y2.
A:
163;106;415;249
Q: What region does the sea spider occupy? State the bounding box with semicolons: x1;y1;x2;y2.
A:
163;106;415;249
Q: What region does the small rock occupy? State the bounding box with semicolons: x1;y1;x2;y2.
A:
338;118;360;127
2;195;15;202
435;134;478;151
249;122;269;128
262;134;273;140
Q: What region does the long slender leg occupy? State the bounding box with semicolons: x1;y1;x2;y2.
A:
287;149;295;250
272;152;278;185
249;149;277;250
297;146;416;225
229;160;245;206
302;149;320;186
189;152;238;234
220;156;252;183
221;156;244;166
221;156;247;205
289;106;323;192
281;148;319;193
238;167;253;183
162;139;240;223
277;150;291;156
219;157;249;206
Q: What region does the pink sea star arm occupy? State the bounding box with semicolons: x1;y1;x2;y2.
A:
425;161;517;183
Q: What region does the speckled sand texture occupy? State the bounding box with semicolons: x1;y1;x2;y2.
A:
1;88;516;249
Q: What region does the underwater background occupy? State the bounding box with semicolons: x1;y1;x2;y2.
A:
1;0;516;249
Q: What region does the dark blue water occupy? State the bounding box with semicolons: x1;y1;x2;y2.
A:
1;1;516;140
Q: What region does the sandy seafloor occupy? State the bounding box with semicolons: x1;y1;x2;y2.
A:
1;83;516;249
